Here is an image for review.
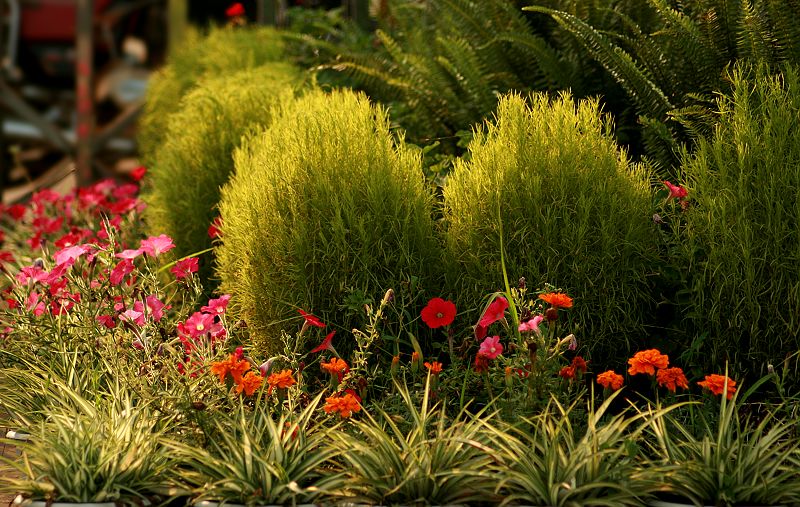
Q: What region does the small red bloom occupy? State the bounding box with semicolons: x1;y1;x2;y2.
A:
473;353;490;374
559;366;575;379
130;165;147;182
571;356;588;374
298;309;325;328
311;330;336;353
225;2;245;17
420;297;456;328
663;181;688;200
208;217;223;239
171;257;199;279
479;296;508;327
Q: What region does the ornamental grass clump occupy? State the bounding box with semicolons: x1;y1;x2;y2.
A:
138;26;287;164
443;93;658;364
216;89;440;356
680;63;800;372
143;63;302;285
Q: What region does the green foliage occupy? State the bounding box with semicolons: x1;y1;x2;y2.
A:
528;0;800;173
680;64;800;372
328;0;564;143
216;89;440;356
139;26;288;165
443;93;658;365
143;64;302;285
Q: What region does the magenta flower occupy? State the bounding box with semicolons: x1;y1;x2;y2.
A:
663;181;688;199
171;257;199;279
26;292;46;317
518;315;544;334
145;295;166;322
16;265;49;285
116;248;144;260
478;296;509;328
478;335;503;360
96;314;116;329
110;259;135;285
183;312;224;340
54;244;94;266
201;294;231;315
140;234;175;257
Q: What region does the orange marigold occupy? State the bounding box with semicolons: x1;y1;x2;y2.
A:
559;366;575;379
323;392;361;418
235;371;263;396
266;369;296;393
424;361;443;374
321;358;349;375
698;374;736;400
657;367;689;392
627;349;669;376
210;354;251;384
538;292;573;309
596;370;624;391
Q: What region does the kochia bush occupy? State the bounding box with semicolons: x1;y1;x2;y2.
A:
143;64;301;286
139;26;288;165
681;64;800;372
216;90;440;355
443;93;658;363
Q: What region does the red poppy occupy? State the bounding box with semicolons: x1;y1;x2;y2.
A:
298;309;325;328
420;297;456;328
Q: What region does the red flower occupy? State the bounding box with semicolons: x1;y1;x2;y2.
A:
420;297;456;328
473;353;490;374
225;2;245;17
478;296;508;327
311;330;336;353
7;204;26;220
571;356;588;374
171;257;199;280
559;366;575;379
298;309;325;328
130;165;147;182
663;181;688;199
208;217;222;239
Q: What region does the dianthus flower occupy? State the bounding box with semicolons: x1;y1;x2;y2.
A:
597;370;624;391
538;292;573;309
235;371;263;396
628;349;669;376
657;367;689;392
323;392;361;418
424;361;443;374
420;297;456;328
698;374;736;400
267;369;296;393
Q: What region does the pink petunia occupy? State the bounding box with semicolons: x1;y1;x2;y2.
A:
171;257;199;280
96;314;116;329
478;296;509;328
54;244;94;266
663;181;688;200
145;295;166;322
140;234;175;258
110;259;135;286
116;248;144;260
518;315;544;334
183;312;223;339
201;294;231;315
478;335;504;360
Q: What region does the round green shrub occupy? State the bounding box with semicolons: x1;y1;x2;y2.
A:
216;89;441;355
139;26;288;165
443;93;658;363
681;64;800;372
143;63;302;285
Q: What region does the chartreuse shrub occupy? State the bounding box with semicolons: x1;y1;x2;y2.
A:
139;26;287;164
443;93;658;363
216;89;439;356
680;64;800;372
143;64;302;285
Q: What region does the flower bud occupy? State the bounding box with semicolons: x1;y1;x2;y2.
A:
391;355;400;377
545;307;559;322
504;366;513;389
411;351;420;374
527;341;538;366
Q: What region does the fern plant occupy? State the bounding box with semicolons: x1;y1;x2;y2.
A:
527;0;800;173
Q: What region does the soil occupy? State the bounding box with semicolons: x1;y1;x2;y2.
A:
1;428;22;506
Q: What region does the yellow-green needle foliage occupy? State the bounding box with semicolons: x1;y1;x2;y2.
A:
143;64;302;286
217;89;440;356
139;26;287;164
443;93;658;363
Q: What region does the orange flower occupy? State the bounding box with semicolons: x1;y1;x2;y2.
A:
323;392;361;418
235;371;263;396
571;356;588;374
657;367;689;392
266;369;296;393
627;349;669;376
538;292;573;309
559;366;575;379
321;358;349;376
596;370;624;391
424;361;443;374
698;374;736;400
210;354;251;384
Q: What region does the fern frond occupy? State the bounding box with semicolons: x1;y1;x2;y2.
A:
737;0;779;63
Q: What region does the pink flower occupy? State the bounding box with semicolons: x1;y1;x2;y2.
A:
54;244;93;266
116;248;144;260
112;183;139;200
96;314;116;329
663;181;688;199
478;296;508;328
171;257;199;279
140;234;175;257
26;292;46;316
183;312;224;340
145;295;166;322
201;294;231;315
518;315;544;334
16;265;49;285
120;306;146;327
478;335;503;360
110;259;135;285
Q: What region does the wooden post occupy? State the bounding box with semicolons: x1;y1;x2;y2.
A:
75;0;94;186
